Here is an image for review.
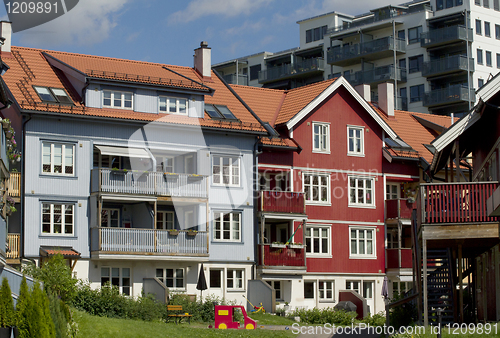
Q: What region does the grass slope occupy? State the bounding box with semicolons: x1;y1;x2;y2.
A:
74;310;294;338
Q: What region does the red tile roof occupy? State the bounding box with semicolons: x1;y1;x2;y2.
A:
40;246;81;258
2;46;266;133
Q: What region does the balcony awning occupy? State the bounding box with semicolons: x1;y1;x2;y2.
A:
40;246;81;258
95;145;149;158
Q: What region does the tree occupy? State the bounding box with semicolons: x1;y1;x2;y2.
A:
0;278;15;328
16;277;31;338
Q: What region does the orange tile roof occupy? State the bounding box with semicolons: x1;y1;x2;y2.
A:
2;46;266;133
373;105;455;163
275;78;336;125
230;85;285;123
261;137;298;149
40;246;80;257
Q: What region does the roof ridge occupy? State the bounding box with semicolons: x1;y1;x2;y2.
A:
230;84;285;93
12;45;194;71
286;78;336;93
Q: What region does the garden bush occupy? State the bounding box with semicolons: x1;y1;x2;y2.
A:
360;312;386;326
0;277;15;328
388;292;418;328
288;307;358;325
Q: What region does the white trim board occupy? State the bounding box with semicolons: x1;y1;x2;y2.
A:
284;77;398;140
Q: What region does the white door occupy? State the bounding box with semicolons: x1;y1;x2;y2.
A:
363;281;375;315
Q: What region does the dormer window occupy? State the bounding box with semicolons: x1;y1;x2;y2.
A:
205;104;237;120
34;86;72;104
159;96;188;115
103;90;133;109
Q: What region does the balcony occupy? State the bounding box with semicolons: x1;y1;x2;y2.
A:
258;58;324;84
387;248;412;269
423;85;475;108
258;244;306;269
419;182;499;225
258;191;305;214
327;37;405;67
420;26;473;48
6;233;20;264
346;66;406;87
386;198;414;220
91;228;208;257
91;169;208;199
397;96;408;111
8;172;20;198
422;56;474;78
222;74;248;86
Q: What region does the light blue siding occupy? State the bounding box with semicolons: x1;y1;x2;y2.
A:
135;89;158;114
86;84;101;108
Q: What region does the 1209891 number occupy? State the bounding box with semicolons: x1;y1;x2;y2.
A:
446;323;498;335
5;2;58;14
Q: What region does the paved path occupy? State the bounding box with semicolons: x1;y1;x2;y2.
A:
260;325;382;338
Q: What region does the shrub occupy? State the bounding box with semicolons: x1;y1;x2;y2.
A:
23;254;77;302
288;307;357;325
0;277;15;328
360;312;386;326
16;277;31;338
388;292;418;328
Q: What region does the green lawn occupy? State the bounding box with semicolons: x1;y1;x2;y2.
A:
73;310;294;338
247;312;296;326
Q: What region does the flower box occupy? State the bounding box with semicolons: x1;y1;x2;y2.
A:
187;231;198;236
288;244;304;249
168;230;179;236
270;243;286;249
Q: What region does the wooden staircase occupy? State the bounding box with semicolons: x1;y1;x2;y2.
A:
425;248;455;324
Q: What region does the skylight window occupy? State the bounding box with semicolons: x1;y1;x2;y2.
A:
385;138;412;150
34;86;72;104
205;104;237;120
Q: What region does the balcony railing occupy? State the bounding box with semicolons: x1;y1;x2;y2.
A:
258;244;306;267
7;233;20;260
420;26;473;48
91;169;208;198
258;191;305;214
327;37;405;66
222;74;248;86
422;56;474;77
8;172;20;197
420;182;499;224
423;85;475;107
345;66;406;87
386;198;414;219
387;248;412;269
91;227;208;256
258;58;324;84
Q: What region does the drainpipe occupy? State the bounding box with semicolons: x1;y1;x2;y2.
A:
236;60;239;86
393;20;398;110
252;137;262;281
21;113;32;261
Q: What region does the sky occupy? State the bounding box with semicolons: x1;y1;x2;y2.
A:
1;0;401;67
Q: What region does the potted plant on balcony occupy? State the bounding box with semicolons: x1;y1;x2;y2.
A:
271;242;286;249
187;229;198;236
288;242;304;249
0;119;9;131
0;277;15;338
111;168;127;175
168;229;179;236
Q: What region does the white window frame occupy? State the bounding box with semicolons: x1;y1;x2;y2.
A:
101;267;131;295
347;125;365;157
41;203;74;236
213;211;241;242
305;225;331;256
156;268;185;290
348;176;375;208
349;226;377;259
156;211;174;230
156;156;174;173
226;269;244;291
303;173;330;205
212;156;240;187
159;96;188;115
42;142;75;176
386;183;400;200
184;210;194;229
318;280;335;302
102;90;133;109
101;208;120;228
312;122;330;153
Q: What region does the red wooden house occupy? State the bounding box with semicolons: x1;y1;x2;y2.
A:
233;78;454;313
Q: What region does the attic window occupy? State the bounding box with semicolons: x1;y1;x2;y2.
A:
205;104;237;120
34;86;72;104
385;138;412;150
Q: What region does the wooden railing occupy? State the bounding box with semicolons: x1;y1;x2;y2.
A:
91;228;208;255
8;172;20;197
258;244;306;267
421;182;499;224
386;199;414;219
7;233;20;259
258;191;305;214
92;169;208;198
386;248;412;269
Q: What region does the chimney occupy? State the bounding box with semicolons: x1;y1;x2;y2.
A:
0;21;11;53
355;84;371;102
378;82;394;117
194;41;211;79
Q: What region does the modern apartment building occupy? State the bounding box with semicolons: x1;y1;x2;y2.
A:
214;0;500;117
